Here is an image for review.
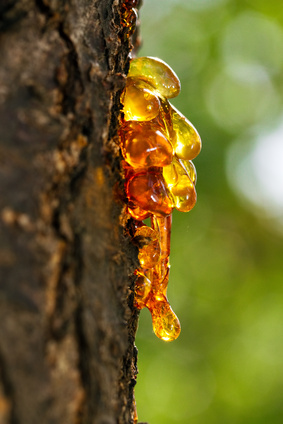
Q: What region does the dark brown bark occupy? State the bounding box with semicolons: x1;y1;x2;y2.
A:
0;1;140;423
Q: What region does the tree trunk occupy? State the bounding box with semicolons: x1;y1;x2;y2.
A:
0;1;140;423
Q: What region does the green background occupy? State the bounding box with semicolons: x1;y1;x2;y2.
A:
135;0;283;423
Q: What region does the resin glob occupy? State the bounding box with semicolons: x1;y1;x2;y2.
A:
120;0;141;39
119;56;202;341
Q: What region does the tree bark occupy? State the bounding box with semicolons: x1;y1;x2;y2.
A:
0;1;140;423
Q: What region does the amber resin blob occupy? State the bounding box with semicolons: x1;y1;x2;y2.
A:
119;56;202;342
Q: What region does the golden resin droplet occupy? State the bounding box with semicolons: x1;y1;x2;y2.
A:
122;79;160;121
180;159;197;185
163;161;179;189
127;205;151;221
163;159;197;195
133;395;138;424
128;57;181;99
120;5;138;37
134;225;161;269
149;295;181;341
121;120;173;168
151;215;171;288
134;271;152;309
151;98;175;141
170;104;202;160
163;157;197;212
126;170;174;217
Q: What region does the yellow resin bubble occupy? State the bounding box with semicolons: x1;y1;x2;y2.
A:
127;205;150;221
180;159;197;185
134;226;161;269
128;57;181;99
151;215;171;289
163;161;179;189
134;271;152;309
155;98;175;140
170;104;202;160
163;157;197;212
121;121;173;168
122;79;160;121
121;5;137;37
163;160;197;192
127;170;174;217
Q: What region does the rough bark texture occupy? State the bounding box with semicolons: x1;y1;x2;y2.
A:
0;1;141;423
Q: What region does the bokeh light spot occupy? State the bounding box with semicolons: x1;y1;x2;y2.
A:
205;67;278;131
221;11;283;75
226;119;283;229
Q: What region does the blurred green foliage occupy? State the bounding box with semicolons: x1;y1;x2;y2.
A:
135;1;283;423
